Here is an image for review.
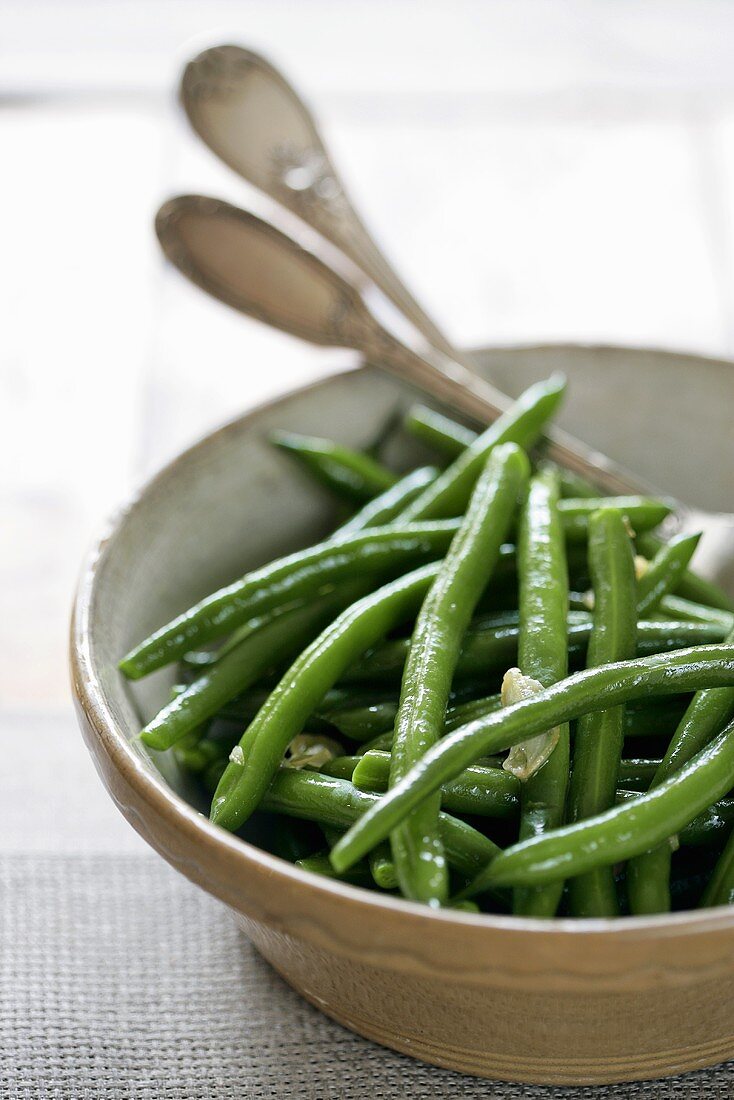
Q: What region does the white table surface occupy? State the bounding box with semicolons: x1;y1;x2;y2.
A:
2;3;734;1093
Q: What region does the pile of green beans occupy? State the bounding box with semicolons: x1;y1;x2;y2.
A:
120;375;734;918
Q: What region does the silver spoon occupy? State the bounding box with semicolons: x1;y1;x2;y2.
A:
179;43;462;364
156;192;657;499
174;48;734;587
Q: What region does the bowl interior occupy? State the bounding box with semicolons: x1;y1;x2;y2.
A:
473;344;734;514
87;366;425;802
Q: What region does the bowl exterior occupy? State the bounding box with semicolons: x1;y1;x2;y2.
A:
71;354;734;1085
70;680;734;1084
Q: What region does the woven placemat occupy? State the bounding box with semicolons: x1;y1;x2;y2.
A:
2;854;733;1099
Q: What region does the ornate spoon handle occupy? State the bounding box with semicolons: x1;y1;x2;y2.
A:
156;193;650;498
180;44;463;362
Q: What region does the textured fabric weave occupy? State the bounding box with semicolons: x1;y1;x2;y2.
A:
2;854;733;1099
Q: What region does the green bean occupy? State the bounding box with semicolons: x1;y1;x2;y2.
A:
174;736;227;774
680;799;734;848
637;532;734;613
339;617;725;685
353;750;519;818
556;497;671;543
314;686;387;712
616;759;661;790
627;625;734;914
202;757;227;794
401;375;566;521
656;595;734;632
357;731;394;755
567;509;637;917
335;693;505;748
215;689;314;729
516;471;569;693
622;698;689;741
122;504;673;683
636;532;701;617
567;591;593;614
335;466;438;536
403;413;600;511
317;822;394;890
404;405;476;457
269;816;319;863
170;722;206;749
210;563;443;832
192;468;433;752
656;626;734;782
446;693;503;732
295;852;375;886
401;413;668;581
389;444;529;904
316;818;418;902
260;769;501;881
217;685;387;729
181;619;264;669
323;701;399;741
271;430;397;502
181;651;219;671
334;693;505;749
626;844;673;914
368;843;399;889
337;611;520;686
700;828;734;907
557;475;732;613
555;466;599;500
119;521;460;680
464;716;734;893
511;467;569;917
319;823;344;849
140;596;346;751
329;645;734;872
320;755;360;780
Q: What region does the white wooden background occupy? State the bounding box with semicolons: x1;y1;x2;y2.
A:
3;0;734;852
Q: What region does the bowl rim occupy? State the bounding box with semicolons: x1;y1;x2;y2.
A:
469;338;734;371
70;350;734;944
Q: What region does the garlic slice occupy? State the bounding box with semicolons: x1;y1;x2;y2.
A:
283;733;343;771
634;555;650;581
501;668;560;781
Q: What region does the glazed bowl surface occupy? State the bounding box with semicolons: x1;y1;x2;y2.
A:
71;345;734;1085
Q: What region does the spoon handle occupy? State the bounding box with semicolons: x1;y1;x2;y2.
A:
156;193;649;498
372;337;647;495
181;44;461;362
310;194;463;364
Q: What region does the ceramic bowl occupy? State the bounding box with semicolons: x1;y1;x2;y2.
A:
71;345;734;1086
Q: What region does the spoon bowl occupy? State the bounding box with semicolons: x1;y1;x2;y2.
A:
181;44;458;359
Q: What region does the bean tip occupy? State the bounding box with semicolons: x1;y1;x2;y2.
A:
139;727;167;752
269;430;303;452
118;655;142;680
328;838;352;874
